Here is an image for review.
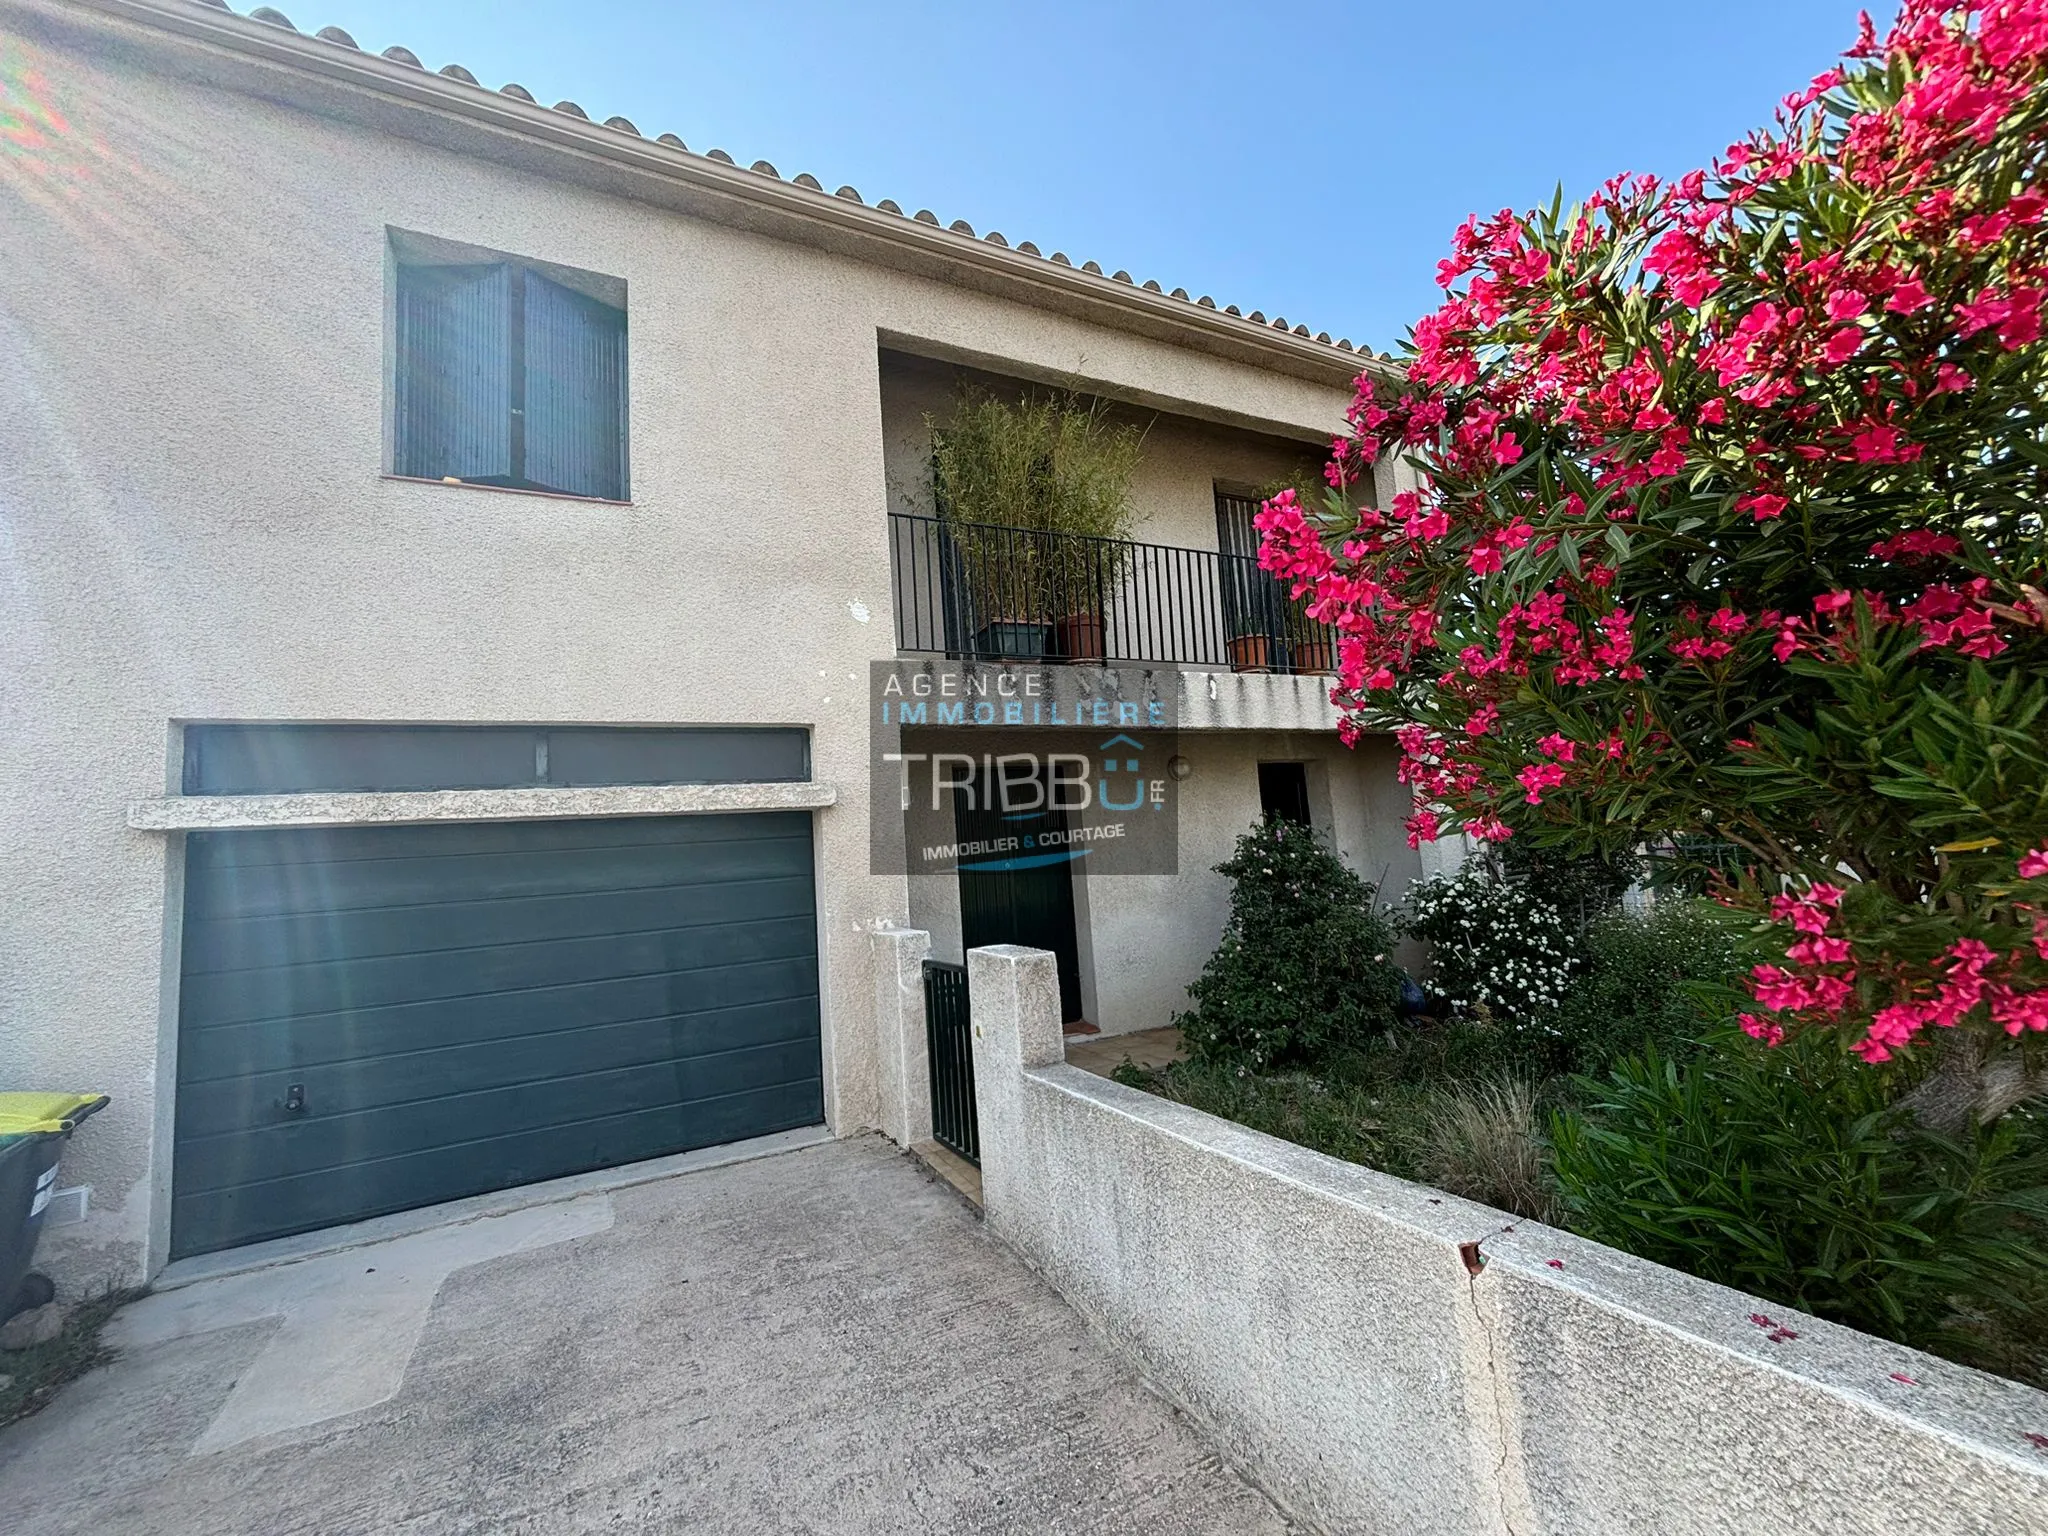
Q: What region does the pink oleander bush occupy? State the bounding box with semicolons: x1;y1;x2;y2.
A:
1259;1;2048;1121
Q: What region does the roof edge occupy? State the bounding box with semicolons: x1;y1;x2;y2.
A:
54;0;1400;392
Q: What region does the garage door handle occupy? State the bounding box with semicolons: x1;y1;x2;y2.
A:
284;1084;306;1115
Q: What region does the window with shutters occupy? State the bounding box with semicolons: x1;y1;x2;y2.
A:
388;233;629;501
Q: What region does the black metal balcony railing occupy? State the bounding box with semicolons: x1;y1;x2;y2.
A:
888;513;1338;673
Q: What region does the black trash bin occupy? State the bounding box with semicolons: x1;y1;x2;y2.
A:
0;1094;109;1322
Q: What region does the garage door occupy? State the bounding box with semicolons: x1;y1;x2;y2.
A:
172;812;822;1258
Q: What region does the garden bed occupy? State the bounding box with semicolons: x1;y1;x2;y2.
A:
1146;819;2048;1390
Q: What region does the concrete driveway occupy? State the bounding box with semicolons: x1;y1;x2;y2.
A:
0;1136;1289;1535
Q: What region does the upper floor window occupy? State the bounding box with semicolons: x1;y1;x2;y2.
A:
390;233;629;501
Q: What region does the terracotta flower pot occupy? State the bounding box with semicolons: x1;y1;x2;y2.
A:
1228;633;1272;673
1055;612;1106;661
1291;638;1336;675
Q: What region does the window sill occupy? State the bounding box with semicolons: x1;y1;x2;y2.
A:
128;781;836;831
381;474;633;507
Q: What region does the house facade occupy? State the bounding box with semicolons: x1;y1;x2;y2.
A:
0;0;1429;1286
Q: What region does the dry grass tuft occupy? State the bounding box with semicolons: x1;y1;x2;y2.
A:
1412;1078;1557;1223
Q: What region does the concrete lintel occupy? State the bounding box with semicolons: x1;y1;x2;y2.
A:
127;780;837;831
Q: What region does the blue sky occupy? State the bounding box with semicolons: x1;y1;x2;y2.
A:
300;0;1864;351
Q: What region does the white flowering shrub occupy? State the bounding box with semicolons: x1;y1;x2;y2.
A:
1405;864;1577;1021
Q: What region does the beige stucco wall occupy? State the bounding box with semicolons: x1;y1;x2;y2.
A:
905;729;1421;1035
0;7;1370;1285
878;351;1326;553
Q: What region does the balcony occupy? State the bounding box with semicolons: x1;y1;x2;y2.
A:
887;513;1338;674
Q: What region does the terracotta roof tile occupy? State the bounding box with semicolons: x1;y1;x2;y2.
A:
183;1;1370;359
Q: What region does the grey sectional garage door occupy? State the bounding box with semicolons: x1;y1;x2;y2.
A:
172;813;821;1258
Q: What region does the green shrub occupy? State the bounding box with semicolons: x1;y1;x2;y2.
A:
1550;1038;2048;1355
1176;819;1403;1071
1549;898;1737;1075
929;386;1144;541
1403;862;1577;1020
1137;1058;1408;1172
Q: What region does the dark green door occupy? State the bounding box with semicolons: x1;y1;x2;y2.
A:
172;812;821;1258
955;766;1084;1022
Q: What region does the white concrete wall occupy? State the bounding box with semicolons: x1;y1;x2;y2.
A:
0;8;1357;1288
968;946;2048;1536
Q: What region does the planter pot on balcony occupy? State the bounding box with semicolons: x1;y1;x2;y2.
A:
1228;633;1272;673
1291;639;1336;675
1054;613;1106;662
974;620;1051;660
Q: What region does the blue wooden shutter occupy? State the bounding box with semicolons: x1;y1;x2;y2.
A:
394;263;513;483
522;271;627;500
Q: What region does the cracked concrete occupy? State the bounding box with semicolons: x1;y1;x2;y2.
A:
0;1136;1290;1535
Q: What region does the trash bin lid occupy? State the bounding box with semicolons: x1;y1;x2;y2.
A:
0;1093;110;1136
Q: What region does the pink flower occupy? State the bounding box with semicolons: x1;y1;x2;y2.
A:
2019;847;2048;879
1849;420;1919;463
1468;540;1504;577
1708;609;1751;636
1947;937;1996;971
1466;815;1513;844
1870;530;1962;562
1644;230;1720;306
1773;616;1806;662
1825;289;1868;322
1536;732;1577;762
1739;492;1788;521
1824;327;1865;364
1788;934;1854;966
1770;894;1835;936
1671;635;1734;664
1955;288;2045;350
1405;808;1443;849
1991;987;2048;1037
1465;703;1501;738
1398;490;1452;543
1517;761;1568;804
1739;1013;1786;1046
1887;279;1933;315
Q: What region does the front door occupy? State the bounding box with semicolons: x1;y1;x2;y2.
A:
953;761;1085;1023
